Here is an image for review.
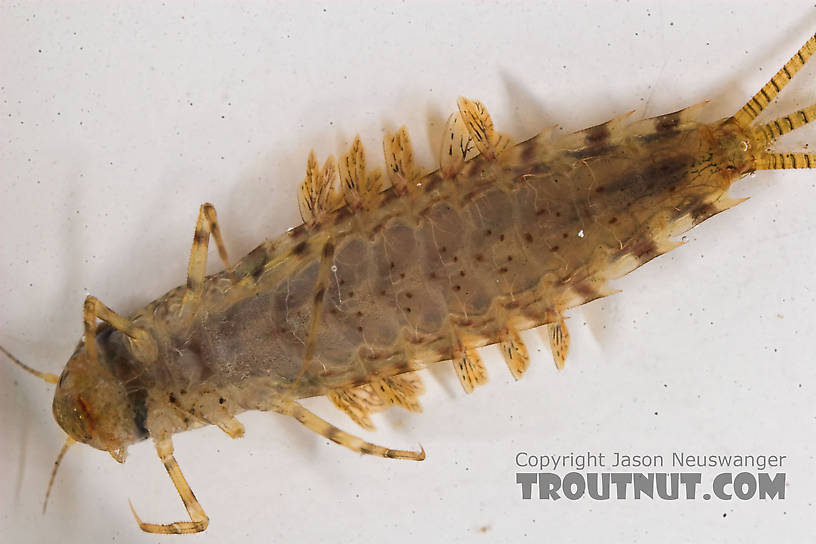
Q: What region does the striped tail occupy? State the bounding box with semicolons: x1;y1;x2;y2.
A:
732;31;816;170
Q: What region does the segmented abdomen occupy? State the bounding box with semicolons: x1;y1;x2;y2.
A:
156;115;731;403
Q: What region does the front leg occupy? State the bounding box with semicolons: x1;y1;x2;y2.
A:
83;296;156;364
128;438;209;534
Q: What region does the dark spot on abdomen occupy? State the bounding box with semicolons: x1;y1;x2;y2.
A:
655;112;680;132
584;123;610;145
293;240;308;255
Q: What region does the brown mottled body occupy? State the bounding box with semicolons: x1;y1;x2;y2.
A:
131;111;745;430
6;30;816;534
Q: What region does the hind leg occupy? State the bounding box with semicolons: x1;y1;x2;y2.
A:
129;438;209;534
279;401;425;461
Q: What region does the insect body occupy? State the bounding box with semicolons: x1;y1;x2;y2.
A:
4;30;816;534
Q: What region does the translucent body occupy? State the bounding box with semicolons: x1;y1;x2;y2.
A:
27;28;816;533
53;113;756;449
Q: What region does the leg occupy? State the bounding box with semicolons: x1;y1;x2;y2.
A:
185;203;234;299
129;438;209;534
214;415;245;438
83;295;156;364
279;401;425;461
166;399;246;439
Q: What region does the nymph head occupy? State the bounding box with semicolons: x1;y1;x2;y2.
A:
52;329;149;461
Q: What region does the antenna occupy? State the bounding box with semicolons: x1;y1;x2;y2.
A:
0;344;59;384
43;436;75;513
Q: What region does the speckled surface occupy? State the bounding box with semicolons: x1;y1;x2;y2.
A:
1;2;815;542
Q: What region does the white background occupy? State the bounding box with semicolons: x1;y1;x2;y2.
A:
2;1;815;542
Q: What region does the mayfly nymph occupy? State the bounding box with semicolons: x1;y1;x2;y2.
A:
4;30;816;534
